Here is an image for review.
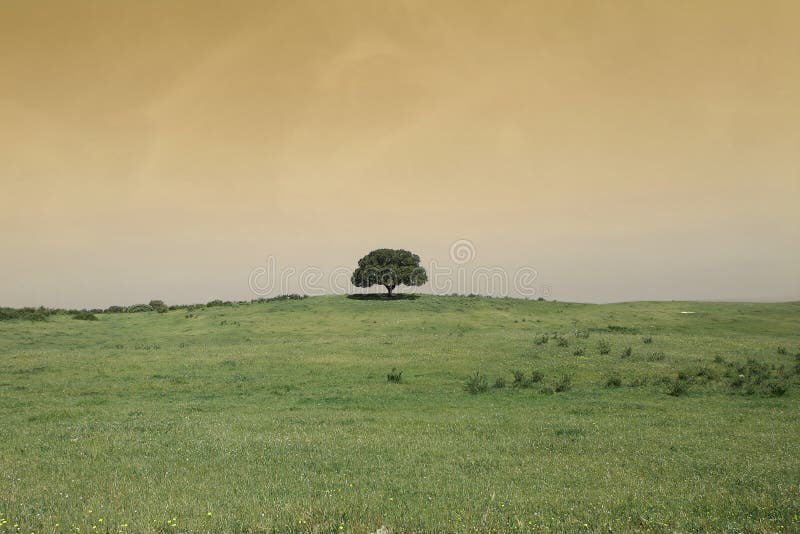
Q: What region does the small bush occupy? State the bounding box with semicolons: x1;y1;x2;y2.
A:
777;346;787;355
628;376;647;387
762;379;788;397
605;373;622;388
713;355;726;365
607;325;640;334
534;335;549;345
253;294;307;304
572;347;585;356
512;370;544;388
727;358;787;396
554;374;572;393
643;336;653;344
694;366;716;383
597;340;611;355
464;372;489;394
740;358;770;381
493;377;506;389
648;352;666;361
621;346;632;358
539;385;555;395
575;330;590;339
556;337;569;347
728;373;746;389
127;304;153;313
72;311;98;321
387;368;402;383
512;370;526;386
667;379;688;396
529;370;545;383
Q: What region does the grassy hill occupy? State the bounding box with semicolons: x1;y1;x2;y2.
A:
1;295;799;532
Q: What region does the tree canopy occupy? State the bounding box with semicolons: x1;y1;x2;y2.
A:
351;249;428;297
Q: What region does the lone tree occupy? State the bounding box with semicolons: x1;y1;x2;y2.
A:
351;248;428;298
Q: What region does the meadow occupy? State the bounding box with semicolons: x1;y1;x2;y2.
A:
1;295;799;533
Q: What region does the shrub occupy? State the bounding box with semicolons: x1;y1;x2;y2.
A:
464;372;489;394
105;306;124;313
255;294;307;303
529;370;545;383
72;311;98;321
126;304;153;313
728;373;746;390
777;346;788;355
643;336;653;344
621;346;632;358
694;367;716;383
647;352;666;361
148;300;168;313
207;299;233;307
628;376;647;387
572;347;585;356
575;330;590;339
712;355;726;365
534;335;549;345
556;337;569;347
607;325;640;334
0;307;50;321
554;374;572;393
740;358;770;381
539;385;555;395
512;370;526;387
727;358;786;396
493;377;507;389
605;373;622;388
30;309;49;321
597;340;611;355
762;379;788;397
387;368;402;383
667;379;688;396
512;370;544;388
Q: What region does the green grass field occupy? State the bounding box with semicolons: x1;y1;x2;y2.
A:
1;295;799;533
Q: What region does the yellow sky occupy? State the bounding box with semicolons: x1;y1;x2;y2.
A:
1;0;798;307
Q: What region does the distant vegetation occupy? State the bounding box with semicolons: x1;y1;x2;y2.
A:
0;294;309;321
0;307;51;321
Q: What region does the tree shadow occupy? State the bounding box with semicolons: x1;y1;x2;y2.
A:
346;293;420;301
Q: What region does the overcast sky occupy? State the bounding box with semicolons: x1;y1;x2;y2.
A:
1;0;798;307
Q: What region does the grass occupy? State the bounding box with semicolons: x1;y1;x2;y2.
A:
0;295;799;532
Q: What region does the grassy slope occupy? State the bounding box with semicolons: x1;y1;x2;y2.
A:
0;295;799;533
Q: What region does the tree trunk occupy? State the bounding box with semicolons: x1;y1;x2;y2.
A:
385;285;394;298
